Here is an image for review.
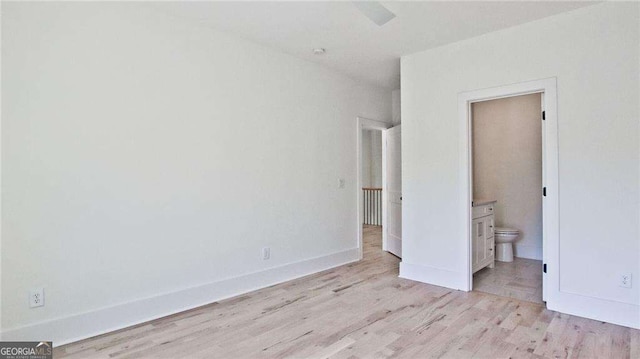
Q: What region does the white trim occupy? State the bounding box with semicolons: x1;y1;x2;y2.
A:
547;294;639;329
381;130;388;251
356;117;393;259
399;262;466;290
540;92;547;302
1;248;360;345
458;78;559;310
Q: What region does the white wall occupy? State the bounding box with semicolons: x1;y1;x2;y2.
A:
1;2;390;342
392;89;401;125
401;2;639;328
361;130;382;189
472;94;543;260
371;131;382;187
362;130;372;187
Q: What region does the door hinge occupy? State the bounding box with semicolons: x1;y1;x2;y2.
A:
543;187;547;197
543;263;547;273
542;111;546;120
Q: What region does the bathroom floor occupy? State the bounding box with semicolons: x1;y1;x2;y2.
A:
473;257;543;303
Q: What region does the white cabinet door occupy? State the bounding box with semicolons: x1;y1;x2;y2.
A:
486;216;495;239
383;125;402;258
478;217;488;265
486;236;495;262
472;217;485;271
473;213;496;273
473;214;497;272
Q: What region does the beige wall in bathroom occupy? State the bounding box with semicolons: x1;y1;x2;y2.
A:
472;93;542;260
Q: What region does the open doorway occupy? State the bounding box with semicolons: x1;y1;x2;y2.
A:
470;93;543;303
362;128;384;258
356;117;401;262
459;78;559;309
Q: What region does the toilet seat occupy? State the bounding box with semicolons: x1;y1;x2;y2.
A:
495;227;519;234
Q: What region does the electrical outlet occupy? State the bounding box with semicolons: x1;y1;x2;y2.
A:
619;273;632;288
262;247;270;260
29;288;45;308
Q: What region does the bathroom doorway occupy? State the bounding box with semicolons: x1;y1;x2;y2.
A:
470;93;543;303
459;78;560;308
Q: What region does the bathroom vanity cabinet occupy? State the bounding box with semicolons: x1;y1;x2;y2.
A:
472;200;496;273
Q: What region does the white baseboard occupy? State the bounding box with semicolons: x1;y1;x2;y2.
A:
399;262;466;291
399;260;639;330
1;248;360;345
514;244;542;260
548;291;640;329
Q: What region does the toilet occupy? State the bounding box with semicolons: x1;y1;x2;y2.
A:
494;227;520;262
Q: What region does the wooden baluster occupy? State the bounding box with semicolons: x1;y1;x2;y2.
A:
369;190;372;225
362;188;383;226
377;190;380;225
363;189;365;225
363;189;366;225
374;190;377;226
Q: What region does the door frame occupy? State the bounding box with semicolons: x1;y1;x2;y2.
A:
356;117;394;260
458;78;558;306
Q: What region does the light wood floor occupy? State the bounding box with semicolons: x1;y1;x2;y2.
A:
474;257;543;304
56;225;639;358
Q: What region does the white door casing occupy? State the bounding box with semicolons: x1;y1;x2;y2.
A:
459;77;558;310
383;125;402;258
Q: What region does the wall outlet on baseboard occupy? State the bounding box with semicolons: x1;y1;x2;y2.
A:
29;288;45;308
262;247;270;260
619;273;632;288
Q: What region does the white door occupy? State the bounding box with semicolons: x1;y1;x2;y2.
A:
541;97;547;302
383;125;402;258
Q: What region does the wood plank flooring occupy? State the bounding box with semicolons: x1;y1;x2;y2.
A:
55;225;639;358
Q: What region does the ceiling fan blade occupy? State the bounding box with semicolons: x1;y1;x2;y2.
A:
353;1;396;26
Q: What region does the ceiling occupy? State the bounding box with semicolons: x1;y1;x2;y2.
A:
148;1;596;90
